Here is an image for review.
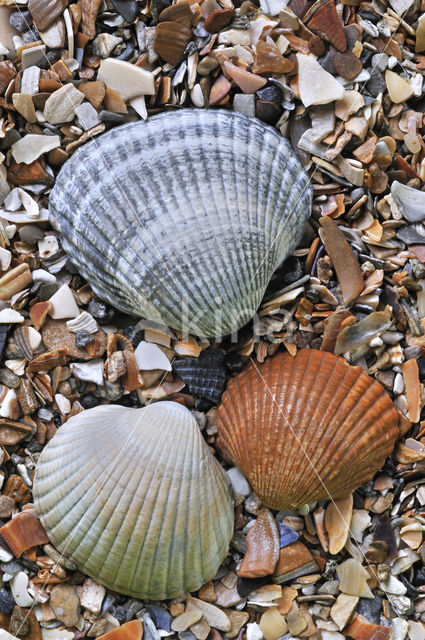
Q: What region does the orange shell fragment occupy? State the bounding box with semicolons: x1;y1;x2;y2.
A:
238;508;280;578
98;620;143;640
217;349;401;510
0;511;49;557
345;614;390;640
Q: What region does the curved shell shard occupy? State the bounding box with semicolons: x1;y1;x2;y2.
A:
217;349;401;510
33;401;234;599
49;109;312;337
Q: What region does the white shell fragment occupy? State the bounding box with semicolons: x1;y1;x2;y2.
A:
10;571;34;607
297;53;345;107
66;311;98;334
0;309;24;323
49;109;312;337
97;58;155;101
70;359;104;385
391;181;425;222
48;284;80;319
33;402;234;599
43;84;85;125
134;341;172;371
11;135;60;165
5;188;39;219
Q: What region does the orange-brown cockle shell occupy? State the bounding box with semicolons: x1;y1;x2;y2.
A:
217;349;403;510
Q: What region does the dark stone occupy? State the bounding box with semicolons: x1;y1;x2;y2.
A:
173;347;227;404
0;326;7;362
0;589;14;614
145;605;172;632
115;42;135;60
19;225;44;245
110;0;139;22
10;606;30;636
255;100;281;126
0;129;21;151
365;68;386;97
318;51;335;74
237;576;269;597
22;27;39;45
99;110;126;123
410;258;425;279
415;567;425;586
112;605;127;623
399;574;418;598
225;353;245;373
373;513;397;557
359;10;379;22
39;283;58;301
94;381;122;401
10;10;32;32
122;325;143;348
350;188;365;203
417;357;425;379
75;330;94;348
397;223;425;244
45;50;62;66
256;84;282;104
194;397;214;412
0;560;21;575
124;599;144;621
81;394;99;410
357;596;383;625
88;301;110;323
193;22;209;38
26;440;43;453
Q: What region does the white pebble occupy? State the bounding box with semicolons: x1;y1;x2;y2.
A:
134;341;172;371
393;372;405;395
49;284;80;319
10;571;34;607
0;309;24;323
0;389;18;418
38;235;59;259
227;467;251;497
32;269;56;284
55;393;71;415
70;359;104;386
246;623;263;640
0;629;21;639
0;247;11;271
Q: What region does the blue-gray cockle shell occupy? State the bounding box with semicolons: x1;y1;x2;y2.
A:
49;109;312;337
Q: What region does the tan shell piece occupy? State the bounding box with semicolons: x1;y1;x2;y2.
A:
33;401;234;599
217;349;401;510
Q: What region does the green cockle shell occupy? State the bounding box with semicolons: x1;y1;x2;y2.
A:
33;401;234;599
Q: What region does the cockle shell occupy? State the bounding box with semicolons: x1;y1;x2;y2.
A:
33;401;234;599
49;109;312;338
217;349;402;510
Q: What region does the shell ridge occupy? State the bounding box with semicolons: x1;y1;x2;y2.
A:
49;109;311;337
216;349;400;510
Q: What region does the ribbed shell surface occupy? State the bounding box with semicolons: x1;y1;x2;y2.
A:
49;109;312;337
33;402;234;599
217;349;401;510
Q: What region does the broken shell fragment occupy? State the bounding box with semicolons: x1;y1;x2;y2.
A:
217;349;401;510
49;110;312;337
33;401;234;599
0;511;49;557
